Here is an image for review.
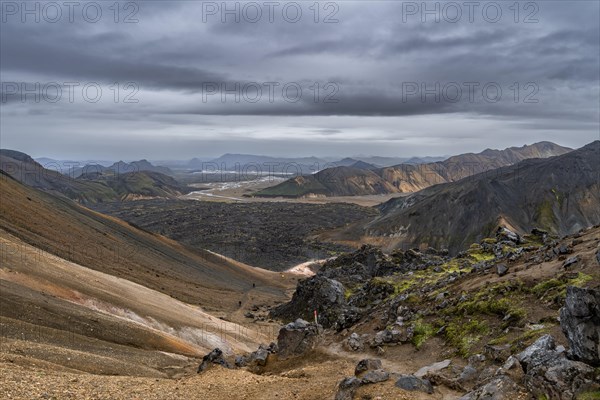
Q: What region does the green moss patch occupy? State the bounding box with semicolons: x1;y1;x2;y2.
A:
411;319;435;350
445;319;489;357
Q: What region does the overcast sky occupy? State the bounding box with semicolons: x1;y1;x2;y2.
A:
1;0;599;160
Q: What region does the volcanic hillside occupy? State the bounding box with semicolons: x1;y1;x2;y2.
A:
0;172;297;376
323;141;600;253
255;142;572;198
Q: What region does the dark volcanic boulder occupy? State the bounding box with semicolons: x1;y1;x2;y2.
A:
496;227;521;244
335;377;361;400
562;256;580;268
235;342;278;368
197;348;232;373
270;275;347;329
355;358;383;377
459;375;527;400
276;319;320;359
370;326;413;347
517;334;596;399
345;332;364;351
395;374;433;394
560;286;600;366
496;263;509;277
361;369;389;384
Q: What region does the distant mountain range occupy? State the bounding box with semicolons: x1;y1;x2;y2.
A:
324;141;600;254
1;150;188;203
35;153;446;176
35;157;114;170
184;153;444;176
255;142;572;198
188;154;329;176
69;159;174;178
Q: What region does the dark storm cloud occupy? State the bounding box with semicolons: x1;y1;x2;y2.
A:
0;25;227;91
1;0;598;159
176;91;457;116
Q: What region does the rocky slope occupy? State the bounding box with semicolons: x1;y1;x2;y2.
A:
272;224;600;398
255;142;571;198
328;141;599;254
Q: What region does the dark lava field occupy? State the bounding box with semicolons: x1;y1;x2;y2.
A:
93;200;378;271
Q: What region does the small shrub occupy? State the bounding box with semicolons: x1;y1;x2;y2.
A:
445;319;489;357
411;320;435;350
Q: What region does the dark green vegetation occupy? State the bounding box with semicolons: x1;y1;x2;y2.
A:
92;199;379;271
0;150;191;203
273;224;600;359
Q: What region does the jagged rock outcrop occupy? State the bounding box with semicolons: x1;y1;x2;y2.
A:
271;245;415;330
459;375;527;400
276;319;320;359
496;227;522;245
272;245;449;330
560;286;600;366
270;275;347;329
320;245;400;284
462;333;599;399
235;342;278;368
197;348;232;373
516;335;597;399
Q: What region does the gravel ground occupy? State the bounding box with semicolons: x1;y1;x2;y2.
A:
0;354;454;400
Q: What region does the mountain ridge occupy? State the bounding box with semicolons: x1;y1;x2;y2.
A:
0;149;189;203
323;141;599;253
255;141;572;198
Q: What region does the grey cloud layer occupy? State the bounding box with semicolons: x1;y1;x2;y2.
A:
1;1;598;159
